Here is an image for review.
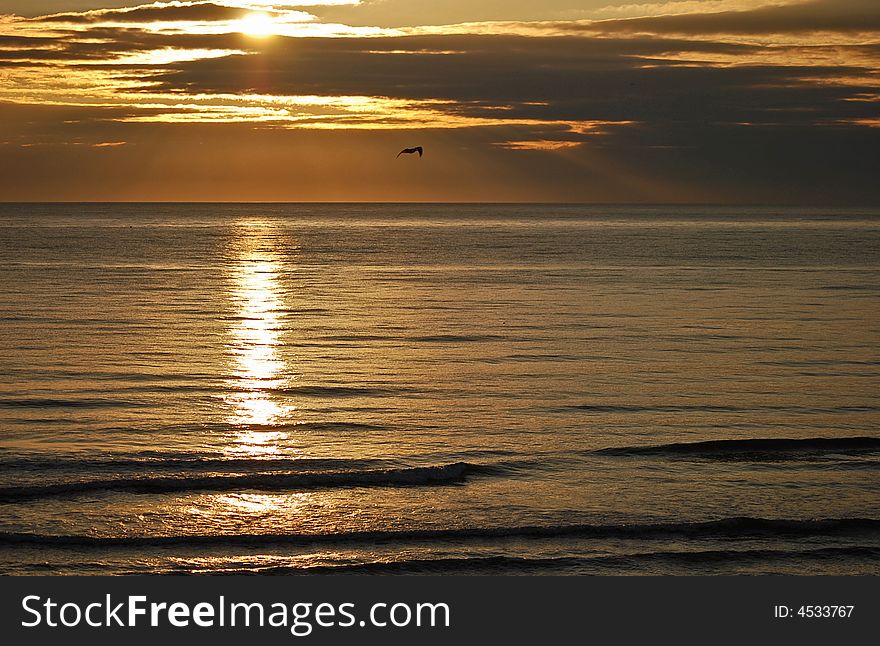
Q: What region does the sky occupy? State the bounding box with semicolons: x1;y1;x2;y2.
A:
0;0;878;202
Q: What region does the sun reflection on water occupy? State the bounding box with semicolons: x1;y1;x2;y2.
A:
225;220;294;455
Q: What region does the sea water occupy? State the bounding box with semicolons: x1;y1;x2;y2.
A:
0;203;878;574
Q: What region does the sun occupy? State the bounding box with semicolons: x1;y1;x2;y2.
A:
239;12;275;37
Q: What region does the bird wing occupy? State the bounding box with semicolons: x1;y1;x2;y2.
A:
396;146;423;157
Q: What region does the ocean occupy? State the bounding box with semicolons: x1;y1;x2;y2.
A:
0;203;878;575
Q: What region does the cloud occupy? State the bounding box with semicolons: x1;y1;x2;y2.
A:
590;1;802;20
2;100;878;202
131;34;877;129
589;0;880;34
35;2;267;24
496;139;584;150
0;0;878;201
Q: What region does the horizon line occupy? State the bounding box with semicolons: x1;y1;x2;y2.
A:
3;201;880;208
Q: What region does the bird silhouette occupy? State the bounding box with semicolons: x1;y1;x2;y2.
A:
397;146;423;158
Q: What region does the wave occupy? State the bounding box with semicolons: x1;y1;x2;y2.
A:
188;420;390;432
208;556;588;575
596;436;880;459
316;334;507;343
0;447;516;473
0;388;405;406
274;421;388;431
0;454;396;474
0;397;149;409
3;517;877;549
569;404;878;414
614;546;880;565
409;334;507;343
266;386;398;398
0;462;491;502
212;546;880;574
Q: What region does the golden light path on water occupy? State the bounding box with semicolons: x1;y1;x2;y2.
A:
224;220;294;457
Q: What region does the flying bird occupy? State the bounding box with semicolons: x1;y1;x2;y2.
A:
397;146;423;158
